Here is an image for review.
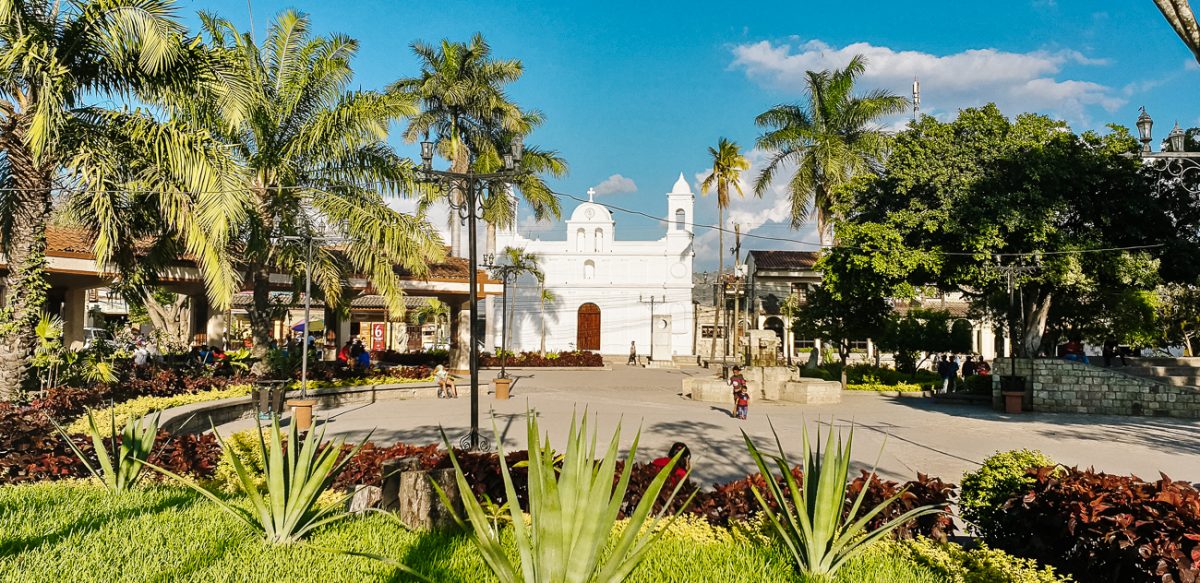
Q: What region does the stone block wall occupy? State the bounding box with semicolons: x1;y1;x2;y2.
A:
993;358;1200;419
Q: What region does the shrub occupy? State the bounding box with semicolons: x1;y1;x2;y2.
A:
210;428;269;494
960;450;1056;541
994;467;1200;583
330;441;443;491
146;432;221;481
891;537;1071;582
479;350;604;367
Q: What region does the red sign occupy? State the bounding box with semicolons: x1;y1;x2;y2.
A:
370;323;387;351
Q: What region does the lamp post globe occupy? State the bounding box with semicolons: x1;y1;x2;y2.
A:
1169;122;1186;153
1137;106;1154;152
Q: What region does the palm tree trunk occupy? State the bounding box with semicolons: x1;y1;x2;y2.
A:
247;268;274;374
0;133;52;401
709;206;724;364
449;148;470;257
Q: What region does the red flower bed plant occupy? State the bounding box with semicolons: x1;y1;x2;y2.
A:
479;351;604;367
992;466;1200;583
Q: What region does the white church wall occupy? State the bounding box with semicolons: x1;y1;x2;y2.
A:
494;173;696;357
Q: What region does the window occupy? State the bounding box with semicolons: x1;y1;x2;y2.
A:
675;208;686;230
594;228;603;252
576;228;585;251
701;325;725;339
583;259;595;280
794;338;816;349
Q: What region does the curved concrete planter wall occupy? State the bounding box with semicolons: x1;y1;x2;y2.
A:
161;382;439;435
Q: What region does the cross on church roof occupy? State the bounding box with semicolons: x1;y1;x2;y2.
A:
587;187;595;202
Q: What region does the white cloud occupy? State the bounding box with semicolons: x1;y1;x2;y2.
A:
590;174;638;196
730;39;1124;126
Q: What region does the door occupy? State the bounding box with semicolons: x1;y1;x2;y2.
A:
577;303;601;351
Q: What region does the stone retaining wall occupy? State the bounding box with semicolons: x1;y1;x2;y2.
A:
993;358;1200;419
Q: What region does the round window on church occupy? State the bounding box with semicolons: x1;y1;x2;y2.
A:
670;263;686;279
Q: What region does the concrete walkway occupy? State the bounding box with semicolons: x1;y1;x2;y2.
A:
215;364;1200;488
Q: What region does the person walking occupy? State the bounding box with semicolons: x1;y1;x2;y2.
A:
628;341;638;366
937;355;951;394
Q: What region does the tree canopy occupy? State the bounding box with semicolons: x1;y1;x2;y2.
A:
824;104;1200;355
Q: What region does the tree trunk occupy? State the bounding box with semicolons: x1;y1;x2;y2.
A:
1021;291;1053;358
143;291;190;352
448;148;470;258
0;133;52;401
709;206;724;364
449;299;470;371
1154;0;1200;63
247;269;274;375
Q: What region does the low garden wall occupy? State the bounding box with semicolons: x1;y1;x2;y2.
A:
993;358;1200;419
161;381;439;434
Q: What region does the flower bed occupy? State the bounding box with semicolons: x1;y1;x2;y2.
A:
479;350;604;367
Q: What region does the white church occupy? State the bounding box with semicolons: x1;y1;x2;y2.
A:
492;173;696;360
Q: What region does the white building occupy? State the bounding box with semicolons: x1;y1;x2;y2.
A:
493;173;696;359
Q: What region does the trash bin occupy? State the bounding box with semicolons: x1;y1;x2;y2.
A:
256;380;286;421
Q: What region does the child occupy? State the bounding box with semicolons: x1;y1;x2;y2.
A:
735;386;750;420
729;365;748;417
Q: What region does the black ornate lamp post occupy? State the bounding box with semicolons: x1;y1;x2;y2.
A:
415;137;525;451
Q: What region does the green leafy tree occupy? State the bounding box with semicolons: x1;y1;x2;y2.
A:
792;284;890;386
833;105;1200;357
700;137;750;362
1154;284;1200;355
492;246;543;357
0;0;243;398
753;55;907;245
184;11;444;364
878;308;972;374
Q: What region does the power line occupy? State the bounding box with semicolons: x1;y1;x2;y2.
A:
548;188;1166;258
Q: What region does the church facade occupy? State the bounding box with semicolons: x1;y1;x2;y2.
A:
493;174;696;359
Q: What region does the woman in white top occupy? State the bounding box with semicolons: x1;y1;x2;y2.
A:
434;365;457;399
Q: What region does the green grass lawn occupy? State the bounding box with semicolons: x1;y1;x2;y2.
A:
0;482;951;583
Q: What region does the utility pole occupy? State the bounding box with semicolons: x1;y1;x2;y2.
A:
912;78;921;121
639;293;665;363
731;224;747;365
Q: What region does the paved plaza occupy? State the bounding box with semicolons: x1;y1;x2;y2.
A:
219;365;1200;488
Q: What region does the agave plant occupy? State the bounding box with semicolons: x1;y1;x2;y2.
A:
742;422;944;578
151;419;367;544
51;410;159;493
437;411;692;583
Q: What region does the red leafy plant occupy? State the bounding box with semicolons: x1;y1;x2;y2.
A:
995;466;1200;583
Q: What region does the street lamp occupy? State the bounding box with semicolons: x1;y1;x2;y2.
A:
276;232;347;399
1130;107;1200;180
1137;106;1153;153
415;136;526;451
484;252;521;380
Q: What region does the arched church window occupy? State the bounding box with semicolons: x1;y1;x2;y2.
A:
584;260;595;280
594;228;603;252
576;228;585;252
675;208;686;230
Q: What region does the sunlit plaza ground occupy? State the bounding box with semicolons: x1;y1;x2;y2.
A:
219;364;1200;488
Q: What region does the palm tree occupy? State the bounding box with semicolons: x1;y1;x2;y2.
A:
410;298;450;349
0;0;244;398
394;34;563;371
700;138;750;364
392;33;527;257
493;246;543;363
753;55;907;245
538;287;556;356
185;11;444;363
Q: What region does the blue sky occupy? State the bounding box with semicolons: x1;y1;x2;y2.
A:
181;0;1200;268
